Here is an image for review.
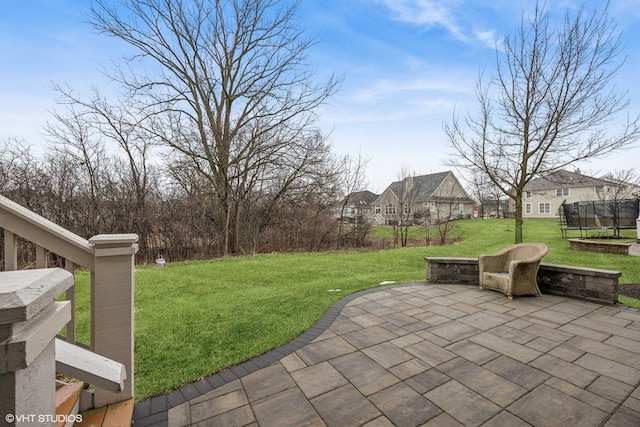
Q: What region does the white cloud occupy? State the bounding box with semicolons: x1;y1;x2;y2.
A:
373;0;467;41
343;77;470;107
369;0;510;50
474;29;498;50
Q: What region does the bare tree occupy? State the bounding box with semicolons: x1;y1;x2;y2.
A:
336;150;370;249
598;169;640;236
466;170;503;219
601;169;640;200
0;139;31;194
398;168;420;247
445;1;640;243
387;166;420;248
89;0;340;255
45;86;159;253
431;178;465;245
0;140;50;214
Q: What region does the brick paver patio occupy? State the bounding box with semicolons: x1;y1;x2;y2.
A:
133;284;640;426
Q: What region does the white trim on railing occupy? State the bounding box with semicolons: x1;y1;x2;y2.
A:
55;338;126;393
0;194;94;269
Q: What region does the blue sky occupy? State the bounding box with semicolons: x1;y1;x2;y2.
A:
1;0;640;192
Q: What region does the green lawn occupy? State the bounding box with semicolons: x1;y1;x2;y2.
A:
72;218;640;400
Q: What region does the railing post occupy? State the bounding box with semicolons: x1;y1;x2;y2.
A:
4;230;17;271
0;269;73;426
89;234;138;407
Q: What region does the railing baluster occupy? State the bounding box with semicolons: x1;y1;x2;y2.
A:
65;260;76;344
36;244;47;269
4;230;18;270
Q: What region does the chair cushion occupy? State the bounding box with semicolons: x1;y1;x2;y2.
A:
482;272;510;294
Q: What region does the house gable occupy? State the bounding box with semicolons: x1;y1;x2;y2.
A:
432;172;474;202
370;171;474;224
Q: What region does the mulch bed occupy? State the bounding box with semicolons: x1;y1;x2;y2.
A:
618;284;640;300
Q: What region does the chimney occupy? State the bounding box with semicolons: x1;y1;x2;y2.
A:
404;176;414;193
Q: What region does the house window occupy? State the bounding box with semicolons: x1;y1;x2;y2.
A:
539;203;550;214
375;206;380;214
403;203;411;214
556;188;569;197
458;203;464;215
525;203;531;214
385;203;396;215
525;191;532;198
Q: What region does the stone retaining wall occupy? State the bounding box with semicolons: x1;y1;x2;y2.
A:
425;257;479;286
425;257;620;305
568;238;631;255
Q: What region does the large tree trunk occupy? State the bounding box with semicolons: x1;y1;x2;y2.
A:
514;192;524;244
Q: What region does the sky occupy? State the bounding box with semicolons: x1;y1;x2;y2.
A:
1;0;640;193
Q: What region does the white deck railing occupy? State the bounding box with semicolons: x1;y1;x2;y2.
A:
0;194;137;407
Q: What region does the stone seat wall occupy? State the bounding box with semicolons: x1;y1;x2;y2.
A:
425;257;620;305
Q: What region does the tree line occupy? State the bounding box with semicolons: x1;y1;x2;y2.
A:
0;0;357;263
0;136;348;264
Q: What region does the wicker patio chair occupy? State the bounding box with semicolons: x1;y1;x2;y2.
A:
478;243;549;299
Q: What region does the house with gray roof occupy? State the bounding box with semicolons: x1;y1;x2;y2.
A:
335;190;379;221
369;171;474;225
511;169;623;219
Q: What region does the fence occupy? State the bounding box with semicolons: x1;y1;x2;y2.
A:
560;199;639;237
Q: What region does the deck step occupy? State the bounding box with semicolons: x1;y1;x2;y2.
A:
76;398;134;427
77;406;107;427
55;382;84;427
55;338;126;392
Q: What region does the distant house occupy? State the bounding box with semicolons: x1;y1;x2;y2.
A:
477;198;509;219
335;190;378;221
369;171;474;225
511;169;624;219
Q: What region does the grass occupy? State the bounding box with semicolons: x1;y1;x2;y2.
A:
71;218;640;400
619;295;640;309
73;249;426;399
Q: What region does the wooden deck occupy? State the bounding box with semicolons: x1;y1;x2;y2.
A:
77;399;134;427
56;382;134;427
